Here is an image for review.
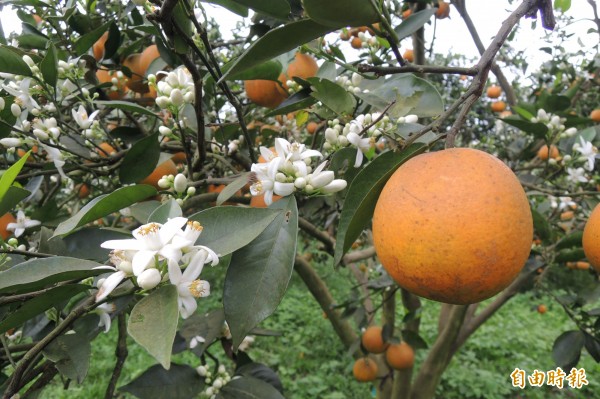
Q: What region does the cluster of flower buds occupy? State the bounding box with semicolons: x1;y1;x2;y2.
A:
96;217;219;319
151;67;195;110
197;364;231;398
324;113;417;167
249;138;347;205
158;173;196;204
335;72;363;94
530;109;577;138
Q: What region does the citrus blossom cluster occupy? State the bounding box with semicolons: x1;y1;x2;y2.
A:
250;138;347;205
96;217;219;319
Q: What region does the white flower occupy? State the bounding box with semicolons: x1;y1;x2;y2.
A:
189;335;206;349
307;161;335;189
95;268;127;302
558;196;576;211
347;132;372;167
101;217;187;276
96;302;115;333
250;161;279;206
6;210;40;237
566;167;588;184
171;221;220;268
72;105;99;130
168;251;210;319
2;78;39;111
574;137;597;171
39;144;68;180
0;138;22;148
275;137;322;164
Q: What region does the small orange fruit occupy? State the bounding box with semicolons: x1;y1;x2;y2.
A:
171;152;187;165
0;213;16;241
385;342;414;370
402;9;412;19
93;32;109;61
403;49;414;63
576;261;591;270
491;101;506;112
340;30;351;41
352;357;378;382
77;184;90;199
351;37;363;49
560;211;574;221
435;1;450;19
361;326;388;354
590;109;600;122
583;204;600;272
140;159;178;189
536;144;559;161
306;121;318;135
96;69;128;100
486;85;502;98
537;304;547;314
373;148;533;304
97;142;117;157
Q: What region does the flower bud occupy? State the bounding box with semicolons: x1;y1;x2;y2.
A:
187;186;196;196
33;129;49;140
166;72;179;87
157;178;170;189
137;268;161;290
351;72;362;87
117;261;133;274
321;179;347;193
23;55;35;67
155;96;170;109
173;173;188;193
183;91;195;103
404;114;419;124
7;238;18;246
11;103;21;117
0;97;4;111
325;128;338;142
294;177;307;189
158;126;172;135
309;171;334;188
170;89;184;106
0;138;22;148
196;365;207;376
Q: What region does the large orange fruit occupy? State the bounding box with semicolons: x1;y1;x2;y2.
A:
140;159;178;189
583;204;600;272
96;70;128;100
0;213;16;241
93;32;109;61
372;148;533;304
385;342;414;370
352;358;378;382
123;53;148;93
276;52;319;95
361;326;388;354
244;80;287;109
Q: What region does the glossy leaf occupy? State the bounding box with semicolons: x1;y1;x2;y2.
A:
302;0;379;28
179;308;225;357
394;9;436;40
53;185;157;237
224;60;282;81
0;256;103;295
148;199;183;224
334;144;427;266
531;208;552;244
119;132;161;184
120;364;205;399
73;22;110;56
205;0;249;17
61;228;132;262
235;363;284;394
265;89;317;117
40;42;57;88
0;150;30;203
103;22;120;60
501;116;549;139
229;0;289;19
555;231;583;250
0;285;89;334
552;330;584;369
545;95;571;112
129;200;162;224
0;186;30;215
42;332;91;383
217;376;285;399
584;332;600;363
224;196;298;348
0;45;32;76
189;207;281;256
555;248;586;263
95;100;160;118
219;19;333;81
0;96;17;138
128;285;179;369
217;173;250;206
307;77;356;115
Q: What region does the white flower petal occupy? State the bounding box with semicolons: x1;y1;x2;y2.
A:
96;271;126;302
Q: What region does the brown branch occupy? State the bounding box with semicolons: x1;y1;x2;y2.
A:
298;217;335;253
359;64;478;76
410;305;469;399
451;0;518;106
22;362;58;399
343;247;376;265
104;314;128;399
0;249;53;260
294;255;359;357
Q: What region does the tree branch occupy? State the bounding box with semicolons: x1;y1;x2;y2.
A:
359;64;478;76
104;314;128;399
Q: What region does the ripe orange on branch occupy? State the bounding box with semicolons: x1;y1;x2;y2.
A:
385;342;414;370
352;357;378;382
536;144;559;161
361;326;388;354
435;1;450;19
590;109;600;122
583;204;600;272
486;85;502;98
0;213;16;240
491;101;506;112
373;148;533;304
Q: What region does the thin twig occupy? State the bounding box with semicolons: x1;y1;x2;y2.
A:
359;64;478;76
104;314;128;399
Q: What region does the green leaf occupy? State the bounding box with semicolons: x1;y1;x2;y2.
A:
307;77;356;115
511;105;534;120
180;308;225;357
229;0;289;19
148;199;183;224
394;9;436;40
119;132;161;184
189;207;281;256
552;330;584;369
40;42;58;88
531;208;552;244
74;22;110;56
265;89;317;117
59;227;131;262
355;74;443;117
95;100;160;118
555;248;586;263
502;116;549;139
302;0;379;28
0;96;17;138
42;332;91;384
128;285;179;369
334;144;427;266
555;231;583;250
120;364;205;399
172;1;193;54
104;22;121;60
53;185;157;237
129;201;162;224
0;285;89;335
217;173;250;206
235;363;284;394
545;95;571;113
223;60;283;81
0;45;32;76
205;0;249;17
0;186;30;216
217;376;285;399
224;196;298;348
0;257;103;295
0;151;29;203
219;19;333;82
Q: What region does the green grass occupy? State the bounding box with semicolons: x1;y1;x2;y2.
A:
41;261;599;399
